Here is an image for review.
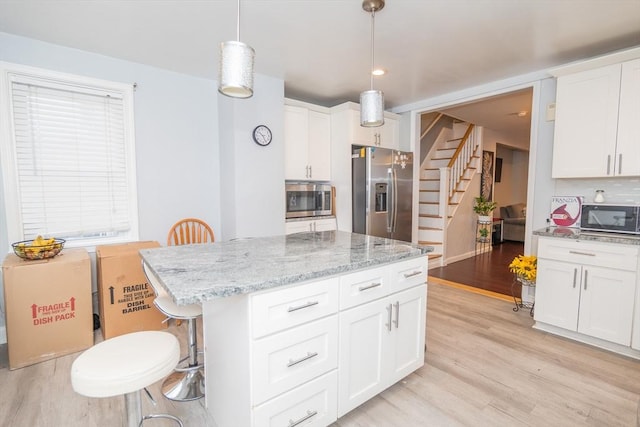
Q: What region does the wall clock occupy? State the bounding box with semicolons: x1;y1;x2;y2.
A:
252;125;272;147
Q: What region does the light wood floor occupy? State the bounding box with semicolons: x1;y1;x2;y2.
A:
1;282;639;427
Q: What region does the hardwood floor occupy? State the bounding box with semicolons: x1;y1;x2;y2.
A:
428;241;524;296
1;282;639;426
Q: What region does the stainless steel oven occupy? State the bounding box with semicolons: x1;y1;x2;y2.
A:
580;204;640;234
285;183;332;219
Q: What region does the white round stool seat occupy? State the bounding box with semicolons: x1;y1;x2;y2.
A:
71;331;180;398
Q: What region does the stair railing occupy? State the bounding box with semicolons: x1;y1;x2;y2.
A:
445;124;477;201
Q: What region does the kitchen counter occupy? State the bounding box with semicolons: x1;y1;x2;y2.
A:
139;230;431;305
534;227;640;246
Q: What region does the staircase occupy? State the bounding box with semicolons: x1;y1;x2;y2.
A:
418;116;481;266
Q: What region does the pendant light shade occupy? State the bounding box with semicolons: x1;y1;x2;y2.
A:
219;40;254;98
360;0;385;127
360;89;384;127
218;0;254;98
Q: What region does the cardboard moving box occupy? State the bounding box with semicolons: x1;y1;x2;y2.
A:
2;248;93;370
96;241;166;340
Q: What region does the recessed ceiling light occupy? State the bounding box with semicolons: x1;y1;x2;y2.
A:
372;69;386;76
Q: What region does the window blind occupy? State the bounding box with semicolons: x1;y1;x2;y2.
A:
10;80;131;241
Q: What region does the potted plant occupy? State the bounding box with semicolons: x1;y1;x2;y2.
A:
473;196;497;223
509;254;537;307
478;227;490;242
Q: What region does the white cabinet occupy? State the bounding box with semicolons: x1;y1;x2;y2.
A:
332;104;400;150
337;259;427;417
203;256;427;427
337;285;426;417
285;217;337;235
552;58;640;177
535;238;638;347
284;102;331;181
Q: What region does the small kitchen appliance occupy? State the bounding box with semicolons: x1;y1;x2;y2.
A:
285;182;333;219
580;204;640;234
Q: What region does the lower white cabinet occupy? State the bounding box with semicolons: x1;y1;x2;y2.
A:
534;237;639;348
203;256;427;427
285;218;337;234
337;284;426;416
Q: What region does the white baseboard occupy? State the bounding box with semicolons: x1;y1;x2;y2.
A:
445;249;479;265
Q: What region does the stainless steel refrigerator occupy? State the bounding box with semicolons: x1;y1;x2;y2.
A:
352;146;413;242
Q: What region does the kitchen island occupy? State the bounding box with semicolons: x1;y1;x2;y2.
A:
140;231;431;427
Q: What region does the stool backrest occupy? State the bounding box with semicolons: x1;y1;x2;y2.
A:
167;218;214;246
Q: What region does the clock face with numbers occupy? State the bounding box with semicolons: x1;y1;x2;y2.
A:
252;125;272;146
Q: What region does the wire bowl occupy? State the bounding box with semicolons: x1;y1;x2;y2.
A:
12;238;66;260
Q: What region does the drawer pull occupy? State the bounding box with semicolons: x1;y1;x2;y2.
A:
288;410;318;427
287;301;319;312
568;250;595;257
403;270;422;278
573;268;577;288
286;351;318;368
358;282;382;292
393;301;400;328
386;304;392;331
584;270;588;290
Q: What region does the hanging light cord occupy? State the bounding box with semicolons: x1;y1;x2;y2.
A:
236;0;241;41
370;10;375;90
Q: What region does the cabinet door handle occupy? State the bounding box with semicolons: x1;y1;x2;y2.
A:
569;250;595;257
286;351;318;368
403;270;422;279
287;301;319;312
619;153;622;175
393;301;400;328
607;155;611;175
288;410;318;427
358;282;382;292
584;270;588;290
386;304;392;331
572;268;577;288
309;165;312;178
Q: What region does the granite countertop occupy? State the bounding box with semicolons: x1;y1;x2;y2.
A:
140;230;432;305
534;227;640;246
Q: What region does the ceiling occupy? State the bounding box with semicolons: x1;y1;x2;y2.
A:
1;0;639;136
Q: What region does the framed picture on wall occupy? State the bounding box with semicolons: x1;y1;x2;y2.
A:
481;150;494;200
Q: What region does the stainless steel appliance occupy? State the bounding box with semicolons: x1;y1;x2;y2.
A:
580;203;640;234
352;146;413;242
285;182;333;219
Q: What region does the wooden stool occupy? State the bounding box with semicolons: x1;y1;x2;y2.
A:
71;331;183;427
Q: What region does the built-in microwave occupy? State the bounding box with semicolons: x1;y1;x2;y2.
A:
285;183;333;219
580;204;640;235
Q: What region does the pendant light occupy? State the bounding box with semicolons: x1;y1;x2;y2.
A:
360;0;385;127
219;0;255;98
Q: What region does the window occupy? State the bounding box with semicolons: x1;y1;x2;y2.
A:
0;63;138;248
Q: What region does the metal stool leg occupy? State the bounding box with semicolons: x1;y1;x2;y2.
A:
161;317;205;401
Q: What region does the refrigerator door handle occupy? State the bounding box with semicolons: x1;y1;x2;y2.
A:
393;168;399;232
387;168;394;232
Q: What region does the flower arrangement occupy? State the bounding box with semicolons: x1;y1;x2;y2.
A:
509;255;537;282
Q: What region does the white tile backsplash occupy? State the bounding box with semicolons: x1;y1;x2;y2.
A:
554;177;640;205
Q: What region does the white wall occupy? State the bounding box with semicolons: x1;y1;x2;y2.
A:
218;75;286;240
0;32;222;342
0;32;221;246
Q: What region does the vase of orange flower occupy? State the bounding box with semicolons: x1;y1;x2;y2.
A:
509;255;536;305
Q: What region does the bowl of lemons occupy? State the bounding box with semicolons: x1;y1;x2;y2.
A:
12;236;66;260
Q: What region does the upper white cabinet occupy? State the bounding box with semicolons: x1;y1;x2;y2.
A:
284;100;331;181
552;58;640;178
331;102;400;150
